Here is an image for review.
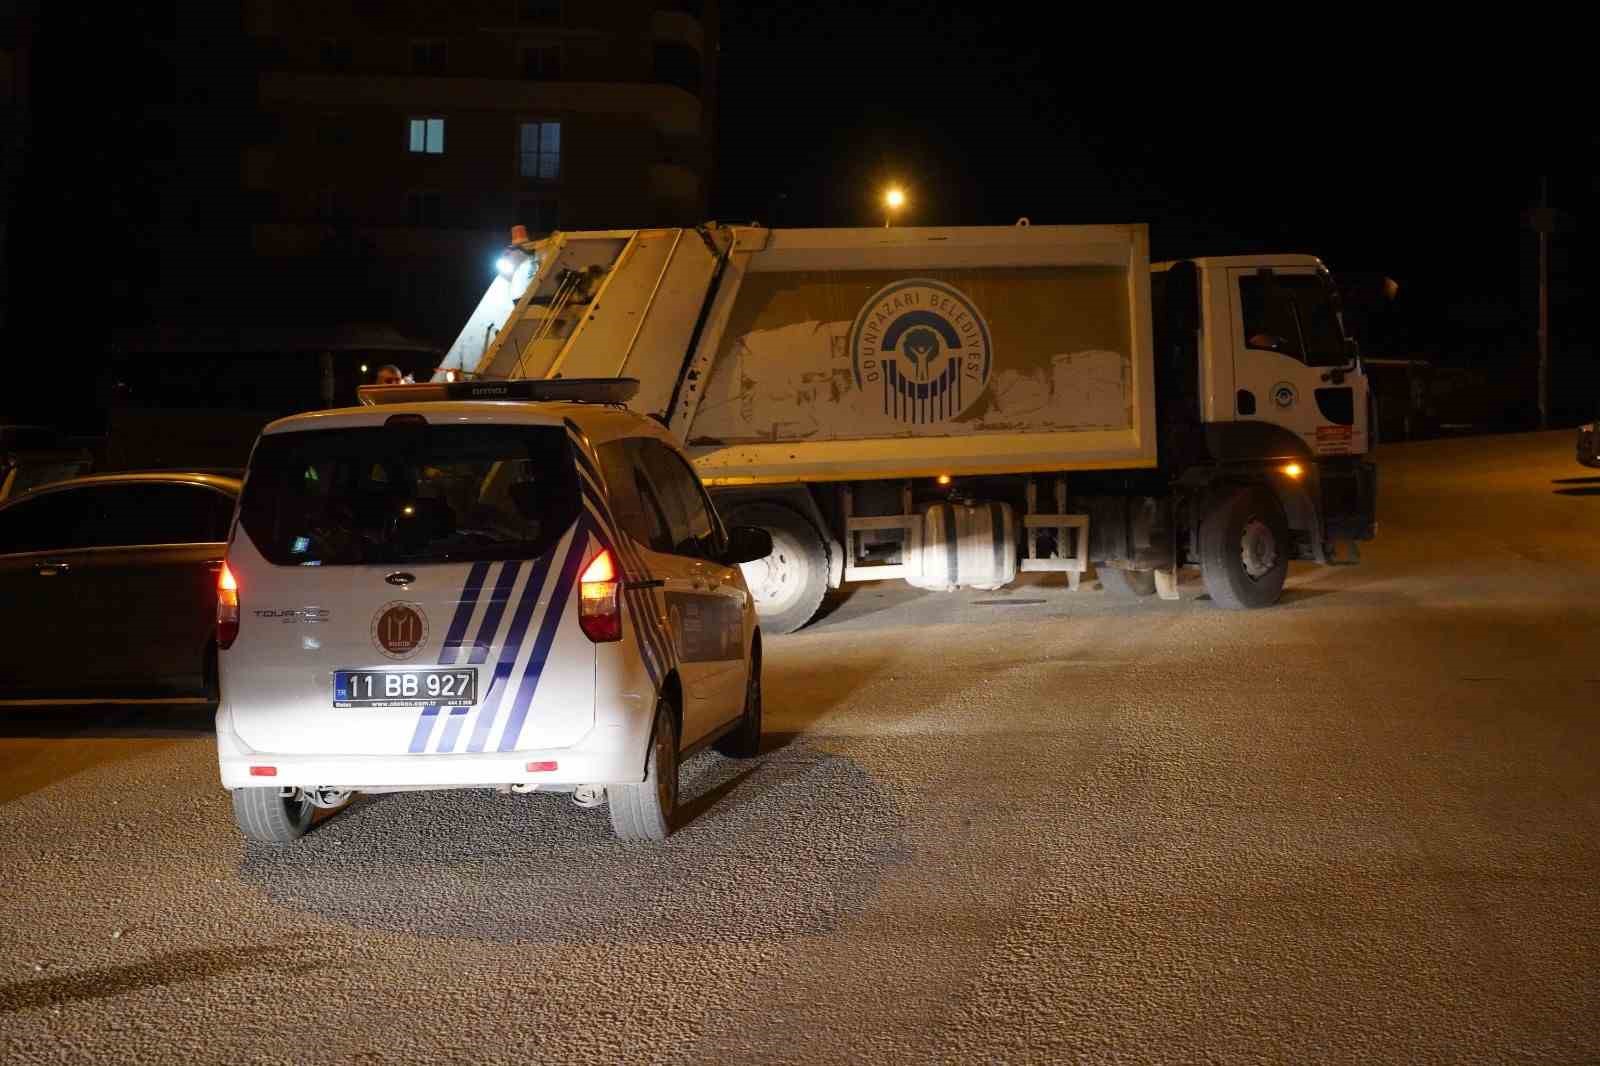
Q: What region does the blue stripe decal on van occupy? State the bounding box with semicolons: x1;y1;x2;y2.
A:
462;536;563;753
407;561;493;754
440;562;490;664
497;522;592;751
406;705;443;754
570;441;605;491
433;705;470;753
468;560;521;664
579;490;671;683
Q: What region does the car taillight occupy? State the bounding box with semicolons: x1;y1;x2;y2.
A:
578;550;621;643
217;561;240;649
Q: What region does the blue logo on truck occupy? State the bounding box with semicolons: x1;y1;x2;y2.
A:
849;278;994;425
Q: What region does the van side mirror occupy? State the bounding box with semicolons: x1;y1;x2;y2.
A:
723;525;772;566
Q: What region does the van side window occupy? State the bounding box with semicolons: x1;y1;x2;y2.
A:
636;440;720;559
597;441;668;552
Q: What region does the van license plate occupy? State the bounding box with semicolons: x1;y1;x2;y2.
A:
334;669;477;708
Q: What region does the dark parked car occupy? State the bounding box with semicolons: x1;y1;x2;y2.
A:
0;472;241;702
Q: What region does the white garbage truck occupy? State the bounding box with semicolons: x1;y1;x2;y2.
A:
437;222;1377;632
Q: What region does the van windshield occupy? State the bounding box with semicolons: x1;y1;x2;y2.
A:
239;424;579;566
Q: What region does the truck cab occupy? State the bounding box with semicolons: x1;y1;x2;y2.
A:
1184;255;1370;458
1152;255;1376;567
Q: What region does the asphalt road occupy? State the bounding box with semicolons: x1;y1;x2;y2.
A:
3;431;1599;1065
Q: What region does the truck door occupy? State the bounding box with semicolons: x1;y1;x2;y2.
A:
1227;266;1370;457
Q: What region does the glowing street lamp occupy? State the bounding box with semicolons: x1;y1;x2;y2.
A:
883;186;906;227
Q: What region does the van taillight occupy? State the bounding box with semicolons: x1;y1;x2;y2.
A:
217;561;240;649
578;550;621;643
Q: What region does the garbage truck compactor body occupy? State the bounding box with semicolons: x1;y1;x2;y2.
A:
444;222;1377;632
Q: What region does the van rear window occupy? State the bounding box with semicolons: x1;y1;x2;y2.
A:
239;424;579;566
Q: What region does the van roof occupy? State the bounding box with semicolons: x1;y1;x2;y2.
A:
261;400;675;450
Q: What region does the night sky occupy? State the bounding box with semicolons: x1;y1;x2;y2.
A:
4;5;1594;426
714;9;1594;381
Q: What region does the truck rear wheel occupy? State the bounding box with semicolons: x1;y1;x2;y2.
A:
1199;485;1290;610
726;503;827;635
1099;567;1156;598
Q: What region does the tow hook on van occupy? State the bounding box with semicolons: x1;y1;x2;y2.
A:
571;785;606;808
503;782;605;807
306;787;353;809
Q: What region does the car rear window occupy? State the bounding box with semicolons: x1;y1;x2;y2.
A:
239;424;579;566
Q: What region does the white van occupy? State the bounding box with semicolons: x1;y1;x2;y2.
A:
216;379;770;843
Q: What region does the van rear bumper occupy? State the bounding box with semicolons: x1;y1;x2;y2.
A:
216;705;646;790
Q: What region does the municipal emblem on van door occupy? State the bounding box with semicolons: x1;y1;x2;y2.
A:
849;278;994;425
372;601;428;660
1272;382;1299;409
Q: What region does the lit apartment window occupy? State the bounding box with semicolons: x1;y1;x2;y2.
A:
520;44;561;80
408;118;445;154
407;191;443;227
519;121;560;179
411;39;448;74
519;0;561;23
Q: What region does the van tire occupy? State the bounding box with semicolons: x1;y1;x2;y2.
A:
231;786;315;844
726;503;827;635
1199;484;1290;610
1099;567;1156;598
715;645;762;759
608;701;678;841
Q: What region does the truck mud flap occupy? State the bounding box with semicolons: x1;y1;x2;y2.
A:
1320;460;1376;543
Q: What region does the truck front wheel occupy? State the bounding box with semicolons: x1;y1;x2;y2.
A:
1198;485;1290;610
726;503;828;634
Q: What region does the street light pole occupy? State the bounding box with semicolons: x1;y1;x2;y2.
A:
1538;175;1550;430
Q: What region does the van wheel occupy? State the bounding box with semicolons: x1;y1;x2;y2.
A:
1099;567;1156;598
728;503;827;635
1199;485;1290;609
608;701;678;841
232;786;314;844
715;645;762;758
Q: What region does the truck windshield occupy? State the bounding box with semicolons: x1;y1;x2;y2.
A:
239;424;579;566
1239;272;1349;367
